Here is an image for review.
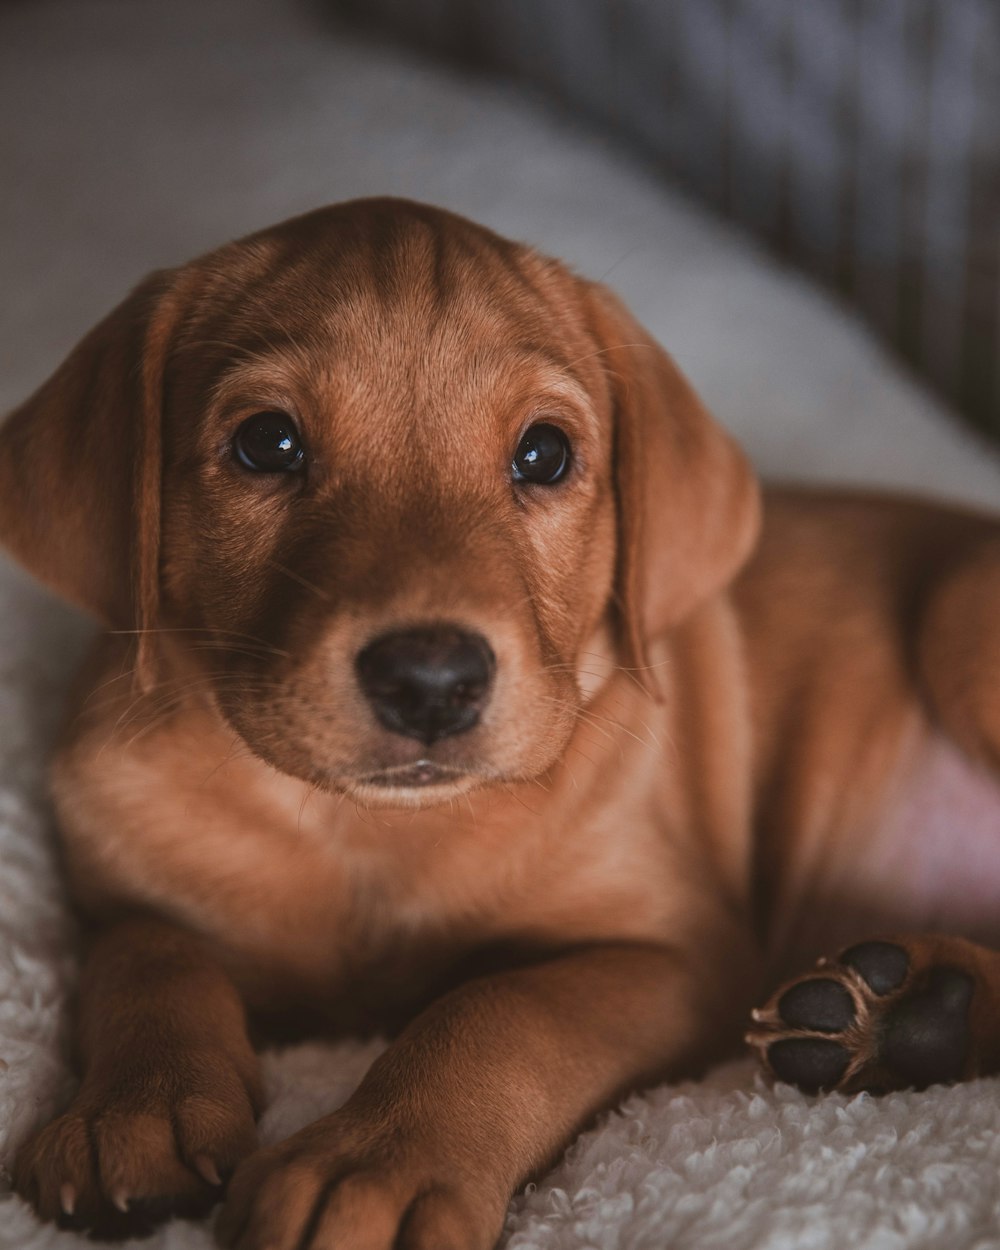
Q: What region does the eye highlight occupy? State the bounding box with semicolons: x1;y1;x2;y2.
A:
512;422;571;485
232;412;305;473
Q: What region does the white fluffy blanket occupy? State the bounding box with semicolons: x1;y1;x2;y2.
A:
2;3;1000;1247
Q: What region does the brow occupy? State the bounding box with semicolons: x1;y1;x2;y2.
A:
519;358;594;413
515;340;582;381
204;345;323;412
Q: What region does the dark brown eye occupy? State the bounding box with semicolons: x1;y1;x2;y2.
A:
512;423;571;485
233;412;305;473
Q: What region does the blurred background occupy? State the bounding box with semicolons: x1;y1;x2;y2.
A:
2;0;999;497
335;0;1000;442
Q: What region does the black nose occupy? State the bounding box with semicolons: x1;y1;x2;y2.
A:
355;625;495;745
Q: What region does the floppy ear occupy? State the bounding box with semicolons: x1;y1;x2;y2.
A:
0;269;187;687
586;284;761;687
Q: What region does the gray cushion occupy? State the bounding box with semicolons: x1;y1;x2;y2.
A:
336;0;1000;441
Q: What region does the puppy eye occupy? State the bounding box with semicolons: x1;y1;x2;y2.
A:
232;412;305;473
512;422;571;485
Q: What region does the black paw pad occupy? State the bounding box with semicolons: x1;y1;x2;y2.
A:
841;941;910;995
767;1038;850;1092
778;978;856;1033
882;966;974;1089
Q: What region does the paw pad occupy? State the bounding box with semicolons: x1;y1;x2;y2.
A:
841;940;910;994
748;939;978;1095
881;966;973;1088
766;1038;850;1092
777;978;856;1032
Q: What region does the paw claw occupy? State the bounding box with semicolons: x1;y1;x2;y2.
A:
747;1004;780;1031
193;1154;222;1187
15;1052;260;1234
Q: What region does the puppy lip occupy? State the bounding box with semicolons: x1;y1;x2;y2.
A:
358;759;463;788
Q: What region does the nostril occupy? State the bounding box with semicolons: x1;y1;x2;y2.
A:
356;625;495;744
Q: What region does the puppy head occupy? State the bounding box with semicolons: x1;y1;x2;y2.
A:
0;199;758;807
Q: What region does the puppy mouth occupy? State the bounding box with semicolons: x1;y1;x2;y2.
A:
357;759;465;789
347;758;488;808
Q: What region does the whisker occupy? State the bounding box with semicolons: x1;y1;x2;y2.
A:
195;733;252;789
297;781;320;836
91;669;271;715
95;673;273;752
576;704;654;751
561;342;656;373
531;694;616;748
266;560;331;603
108;625;290;658
112;676;274;755
460;790;478;829
80;665;140;706
499;781;542;820
189;641;287;663
564;742;600;771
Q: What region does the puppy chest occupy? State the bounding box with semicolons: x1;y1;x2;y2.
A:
59;722;691;1029
207;828;678;1030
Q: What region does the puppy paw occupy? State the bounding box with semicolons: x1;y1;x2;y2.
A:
215;1112;505;1250
14;1048;260;1239
746;936;988;1094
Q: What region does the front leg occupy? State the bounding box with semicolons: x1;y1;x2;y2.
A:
15;915;261;1238
217;941;745;1250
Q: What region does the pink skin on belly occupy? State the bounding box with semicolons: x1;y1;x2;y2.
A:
866;734;1000;944
770;734;1000;979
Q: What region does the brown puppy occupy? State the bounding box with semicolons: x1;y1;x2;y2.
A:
3;199;1000;1248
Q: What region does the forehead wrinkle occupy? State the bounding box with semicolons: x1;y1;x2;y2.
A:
188;224;573;393
330;216;561;344
352;211;479;320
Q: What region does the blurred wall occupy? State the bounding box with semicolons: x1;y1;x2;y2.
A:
334;0;1000;442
